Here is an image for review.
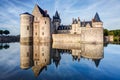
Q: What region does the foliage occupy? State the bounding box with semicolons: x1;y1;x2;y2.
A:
0;30;3;35
104;29;109;36
3;30;10;35
104;29;120;37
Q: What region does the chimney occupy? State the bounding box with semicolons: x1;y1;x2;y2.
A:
44;10;47;14
78;17;80;21
72;18;74;24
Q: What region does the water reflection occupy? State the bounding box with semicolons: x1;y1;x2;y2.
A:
0;43;10;50
20;42;104;77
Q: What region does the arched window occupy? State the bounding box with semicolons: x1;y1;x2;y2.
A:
35;32;37;35
42;32;44;35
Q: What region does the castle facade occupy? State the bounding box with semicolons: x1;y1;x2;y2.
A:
20;4;103;43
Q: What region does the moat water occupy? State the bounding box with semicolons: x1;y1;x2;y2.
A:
0;42;120;80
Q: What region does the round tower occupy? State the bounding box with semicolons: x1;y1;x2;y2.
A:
20;12;34;43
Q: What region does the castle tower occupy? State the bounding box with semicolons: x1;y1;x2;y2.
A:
92;12;103;27
32;4;51;43
52;11;61;31
78;17;81;27
71;18;78;34
20;12;33;43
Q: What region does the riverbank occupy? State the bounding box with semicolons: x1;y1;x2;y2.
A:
0;35;20;43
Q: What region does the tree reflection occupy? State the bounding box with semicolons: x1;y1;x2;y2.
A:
0;43;10;50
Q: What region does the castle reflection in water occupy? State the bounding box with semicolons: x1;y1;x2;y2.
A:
20;42;104;77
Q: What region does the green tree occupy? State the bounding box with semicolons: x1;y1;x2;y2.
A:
4;44;10;49
0;30;3;36
108;31;114;35
3;30;10;36
104;29;108;36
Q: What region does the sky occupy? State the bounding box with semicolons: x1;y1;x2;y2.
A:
0;0;120;35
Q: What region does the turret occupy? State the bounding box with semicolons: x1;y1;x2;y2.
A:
92;12;103;27
52;11;61;31
78;17;81;27
20;12;33;43
71;18;78;34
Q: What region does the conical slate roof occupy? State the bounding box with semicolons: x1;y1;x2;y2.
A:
94;12;101;22
55;11;60;18
53;11;60;19
93;59;101;67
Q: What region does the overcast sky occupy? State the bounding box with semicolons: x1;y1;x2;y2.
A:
0;0;120;35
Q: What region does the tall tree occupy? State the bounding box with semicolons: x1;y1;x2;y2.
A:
3;30;10;36
0;30;3;36
104;29;108;36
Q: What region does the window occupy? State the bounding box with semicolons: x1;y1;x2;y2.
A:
42;53;44;56
35;53;37;57
27;52;29;57
45;59;46;62
27;26;29;30
35;32;37;35
42;32;44;35
45;21;46;24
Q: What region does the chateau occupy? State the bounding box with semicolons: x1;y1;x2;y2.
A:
20;4;103;43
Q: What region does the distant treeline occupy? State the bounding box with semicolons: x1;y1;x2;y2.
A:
104;29;120;36
0;29;20;42
104;29;120;42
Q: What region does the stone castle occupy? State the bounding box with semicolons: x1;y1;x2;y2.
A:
20;4;103;43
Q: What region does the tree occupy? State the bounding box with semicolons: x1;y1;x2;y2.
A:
3;30;10;36
104;29;108;36
108;31;114;35
0;30;3;36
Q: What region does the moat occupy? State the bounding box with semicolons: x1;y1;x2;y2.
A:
0;42;120;80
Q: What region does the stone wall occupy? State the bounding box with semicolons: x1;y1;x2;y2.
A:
81;27;103;43
52;34;81;43
52;27;103;43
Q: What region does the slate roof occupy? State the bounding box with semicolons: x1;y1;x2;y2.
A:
53;11;60;19
21;12;32;15
94;12;101;22
57;25;71;30
35;4;50;17
81;21;92;27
